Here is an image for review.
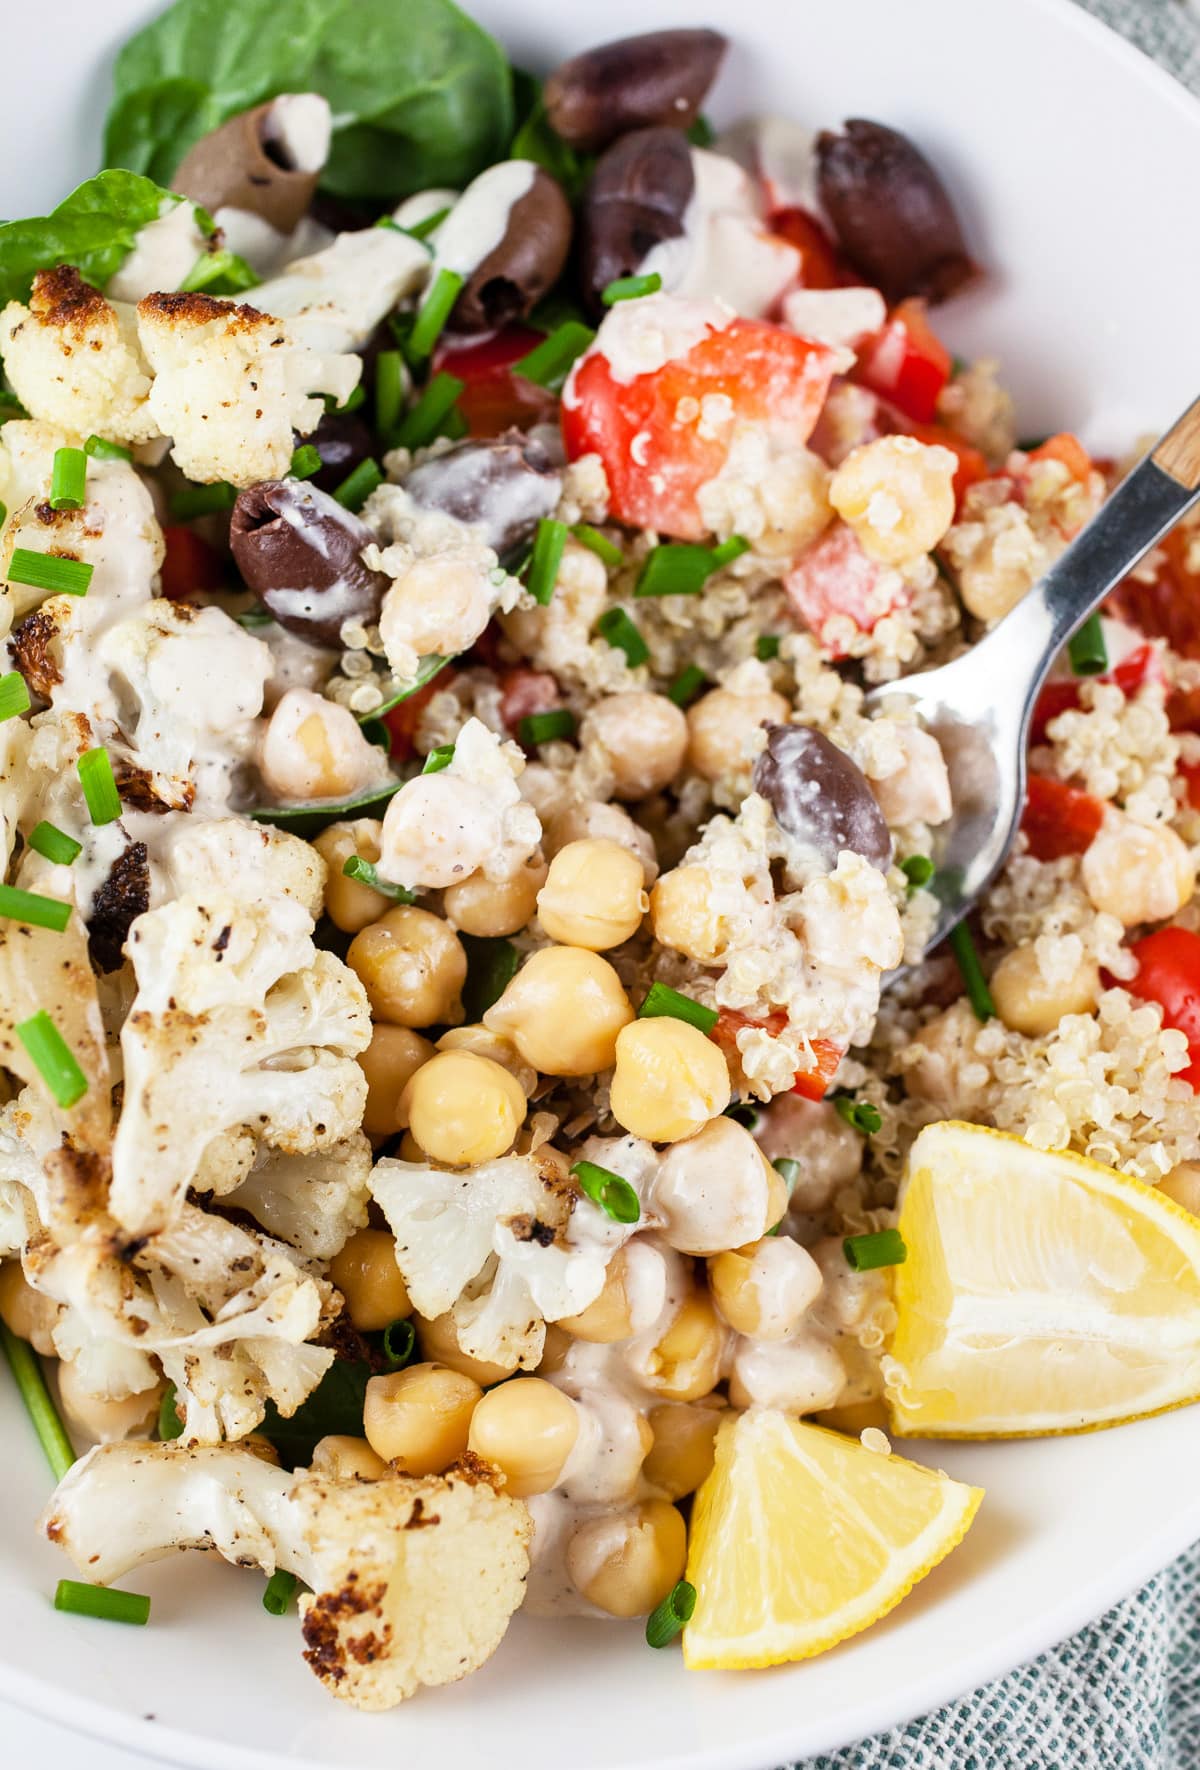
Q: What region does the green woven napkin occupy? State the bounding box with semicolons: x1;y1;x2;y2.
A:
797;5;1200;1765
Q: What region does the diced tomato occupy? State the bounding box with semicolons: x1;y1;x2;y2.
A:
1125;927;1200;1089
382;664;454;762
433;326;557;437
897;420;988;509
561;309;840;540
855;299;952;425
160;526;226;600
783;522;909;655
1027;432;1093;486
710;1008;843;1100
767;207;847;290
1020;773;1105;861
498;667;560;736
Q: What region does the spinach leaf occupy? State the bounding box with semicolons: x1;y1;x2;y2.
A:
248;775;403;839
105;0;514;205
260;1358;371;1469
509;74;592;203
0;171;189;309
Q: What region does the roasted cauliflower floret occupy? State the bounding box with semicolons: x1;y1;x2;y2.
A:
135;291;359;486
0;267;158;445
158;818;327;921
110;891;371;1235
43;1441;532;1709
250;226;431;353
378;716;541;891
223;1136;373;1263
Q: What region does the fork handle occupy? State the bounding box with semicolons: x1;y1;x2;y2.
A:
1001;395;1200;694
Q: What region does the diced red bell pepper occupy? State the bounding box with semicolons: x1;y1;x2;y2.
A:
498;667;561;736
768;207;847;290
1110;524;1200;669
855;298;952;425
561;309;840;541
1020;773;1105;861
1125;926;1200;1089
1029;679;1082;746
160;526;226;600
1030;642;1164;745
710;1008;843;1100
382;664;454;762
433;326;557;437
791;1038;845;1101
896;420;988;510
1026;432;1093;486
783;522;909;655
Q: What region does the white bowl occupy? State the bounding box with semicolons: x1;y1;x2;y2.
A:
3;1;1199;1766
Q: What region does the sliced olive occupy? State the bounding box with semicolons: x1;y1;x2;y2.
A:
454;167;573;334
752;725;893;872
579;127;694;318
301;409;375;495
172;97;326;234
543;30;728;153
816;119;977;306
230;480;389;649
402;431;563;561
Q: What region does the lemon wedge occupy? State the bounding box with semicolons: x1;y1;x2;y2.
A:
887;1121;1200;1437
682;1409;982;1670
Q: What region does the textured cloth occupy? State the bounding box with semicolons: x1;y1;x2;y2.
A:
795;4;1200;1766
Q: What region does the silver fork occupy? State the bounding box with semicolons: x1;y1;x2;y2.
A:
866;398;1200;955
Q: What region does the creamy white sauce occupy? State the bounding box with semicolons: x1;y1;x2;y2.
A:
262;93;332;174
783;287;887;349
640;149;801;319
213;210;333;280
429;159;537;279
716;114;824;215
106;200;209;303
392;188;461;234
252;227;430;352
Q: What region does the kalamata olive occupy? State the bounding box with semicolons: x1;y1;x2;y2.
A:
815;120;977;306
543;30;728;153
172;95;331;235
752;725;893;872
402;431;563;562
453;166;573;334
230;480;389;648
579;127;694;318
301;409;375;495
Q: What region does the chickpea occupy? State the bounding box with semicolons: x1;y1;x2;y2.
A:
1081;816;1194;927
558;1244;640;1343
417;1311;521;1387
467;1377;579;1496
649;864;725;963
651;1116;775;1254
313;820;390;933
545;798;658;884
580;692;688;801
1160;1161;1200;1216
829;435;957;565
56;1361;160;1443
0;1262;58;1354
398;1131;426;1162
329;1228;410;1332
260;688;389;802
310;1434;389;1481
708;1237;823;1338
643;1288;726;1402
399;1049;526;1166
358;1024;434;1138
378;555;492;661
536;1323;573;1376
870;726;953;827
728;1331;845;1413
990;943;1101;1037
436;1023;535;1093
536;838;648;950
756;447;832;561
346;905;466;1027
484;946;633;1076
442;858;547;938
609;1018;731;1143
644;1400;723;1500
567;1500;687;1617
686;685;790;783
362;1363;482;1473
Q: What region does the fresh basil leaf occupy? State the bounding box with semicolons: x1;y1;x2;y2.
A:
259;1358;371;1468
0;171;189;309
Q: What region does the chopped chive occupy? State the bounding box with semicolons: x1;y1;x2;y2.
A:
289;444;322;480
525;518;569;607
755;634;781;661
949;921;995;1021
409;267;464;360
404;205;451;242
843;1228;907;1272
901;854;935;890
375;350;406;436
84;435;132;463
168;482;236;521
28;822;81;866
234;605;275;629
595;607;649;667
518;707;576;747
381;1318;416;1369
439;407;469;443
635;543;719;599
572;523;623;568
773;1157;801;1191
393;372;466;451
77;747;121;826
325;384;366;415
16;1011;87;1108
54;1580;150;1626
6;549;93;596
460;934;521;1020
158;1382;184;1441
834;1095;883;1136
571;1160;641;1225
667;664;707;708
0;884;71;932
422;744;455;774
49;447;87;511
0;500;6;527
602;271;663;307
645;1579;695;1648
514;320;596;391
0;671;30;721
0;1322;75;1480
332;458;383;513
262;1570;297;1616
1067;611;1108;677
711;535;750;568
341;855;416;902
638;980;718;1035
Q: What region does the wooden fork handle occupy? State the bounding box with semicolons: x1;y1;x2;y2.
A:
1153;395;1200;490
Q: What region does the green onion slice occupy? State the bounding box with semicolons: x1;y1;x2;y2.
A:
422;744;455;774
54;1579;150;1626
0;884;71;932
381;1318;416;1369
6;549;93;596
84;435;132;463
460;935;521;1021
332;458;383;514
1067;610;1108;677
518;707;576;747
724;1101;762;1131
602;271;663;307
949;921;995;1021
0;1322;75;1479
635;543;715;599
393;372;466;452
16;1011;88;1108
326;384;366;415
711;535;750;568
403;205;451;242
262;1570;297;1616
645;1579;696;1648
49;446;87;511
342;855;416;902
667;664;707;708
0;672;31;721
834;1095;883;1136
158;1382;184;1441
515;321;596;391
900;854;935;889
843;1228;908;1272
756;634;781;661
571;1160;641;1225
77;747;122;826
773;1157;801;1191
595;607;649;667
289;444;322;480
375;349;406;437
572;524;623;568
168;481;237;521
28;822;81;866
409;267;464;360
638;981;718;1035
524;518;569;607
